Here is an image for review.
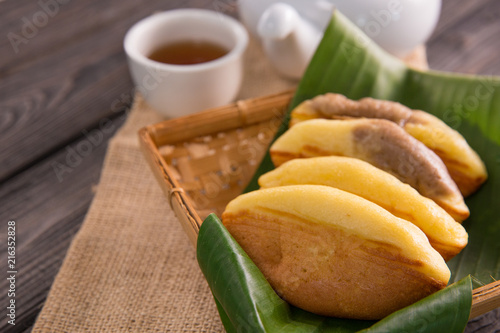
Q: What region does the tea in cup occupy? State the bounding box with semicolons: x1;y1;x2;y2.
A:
124;9;248;118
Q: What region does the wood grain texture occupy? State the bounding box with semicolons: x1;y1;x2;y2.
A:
0;0;222;182
0;0;499;332
0;115;125;333
427;0;500;74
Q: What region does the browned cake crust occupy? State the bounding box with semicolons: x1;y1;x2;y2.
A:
291;93;487;197
308;93;412;125
223;209;447;320
352;120;456;204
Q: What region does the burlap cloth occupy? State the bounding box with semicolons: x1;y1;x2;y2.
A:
32;36;296;332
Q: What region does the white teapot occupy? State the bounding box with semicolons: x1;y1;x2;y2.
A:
238;0;441;79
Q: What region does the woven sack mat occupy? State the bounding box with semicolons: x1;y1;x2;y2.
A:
32;35;426;332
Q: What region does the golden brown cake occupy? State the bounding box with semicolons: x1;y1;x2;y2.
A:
269;118;469;222
258;156;468;260
222;185;451;320
290;93;487;197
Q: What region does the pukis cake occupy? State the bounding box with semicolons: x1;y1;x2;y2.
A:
269;118;469;222
221;185;451;320
258;156;468;260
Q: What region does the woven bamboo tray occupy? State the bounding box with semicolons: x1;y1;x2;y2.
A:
139;90;500;319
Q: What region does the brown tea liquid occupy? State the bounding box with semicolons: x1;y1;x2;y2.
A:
148;40;229;65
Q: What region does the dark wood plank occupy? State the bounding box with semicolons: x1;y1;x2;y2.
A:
428;0;500;74
0;115;125;333
431;0;494;36
0;0;221;182
0;0;218;73
466;310;500;333
0;111;124;247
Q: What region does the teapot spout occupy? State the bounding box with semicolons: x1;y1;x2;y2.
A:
257;3;323;79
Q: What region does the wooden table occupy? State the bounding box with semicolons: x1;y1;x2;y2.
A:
1;0;499;332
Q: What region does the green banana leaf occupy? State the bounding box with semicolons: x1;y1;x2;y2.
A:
196;9;500;332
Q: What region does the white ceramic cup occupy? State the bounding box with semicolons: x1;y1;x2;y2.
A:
124;9;248;118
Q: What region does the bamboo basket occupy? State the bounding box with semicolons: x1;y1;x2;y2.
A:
139;90;500;320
